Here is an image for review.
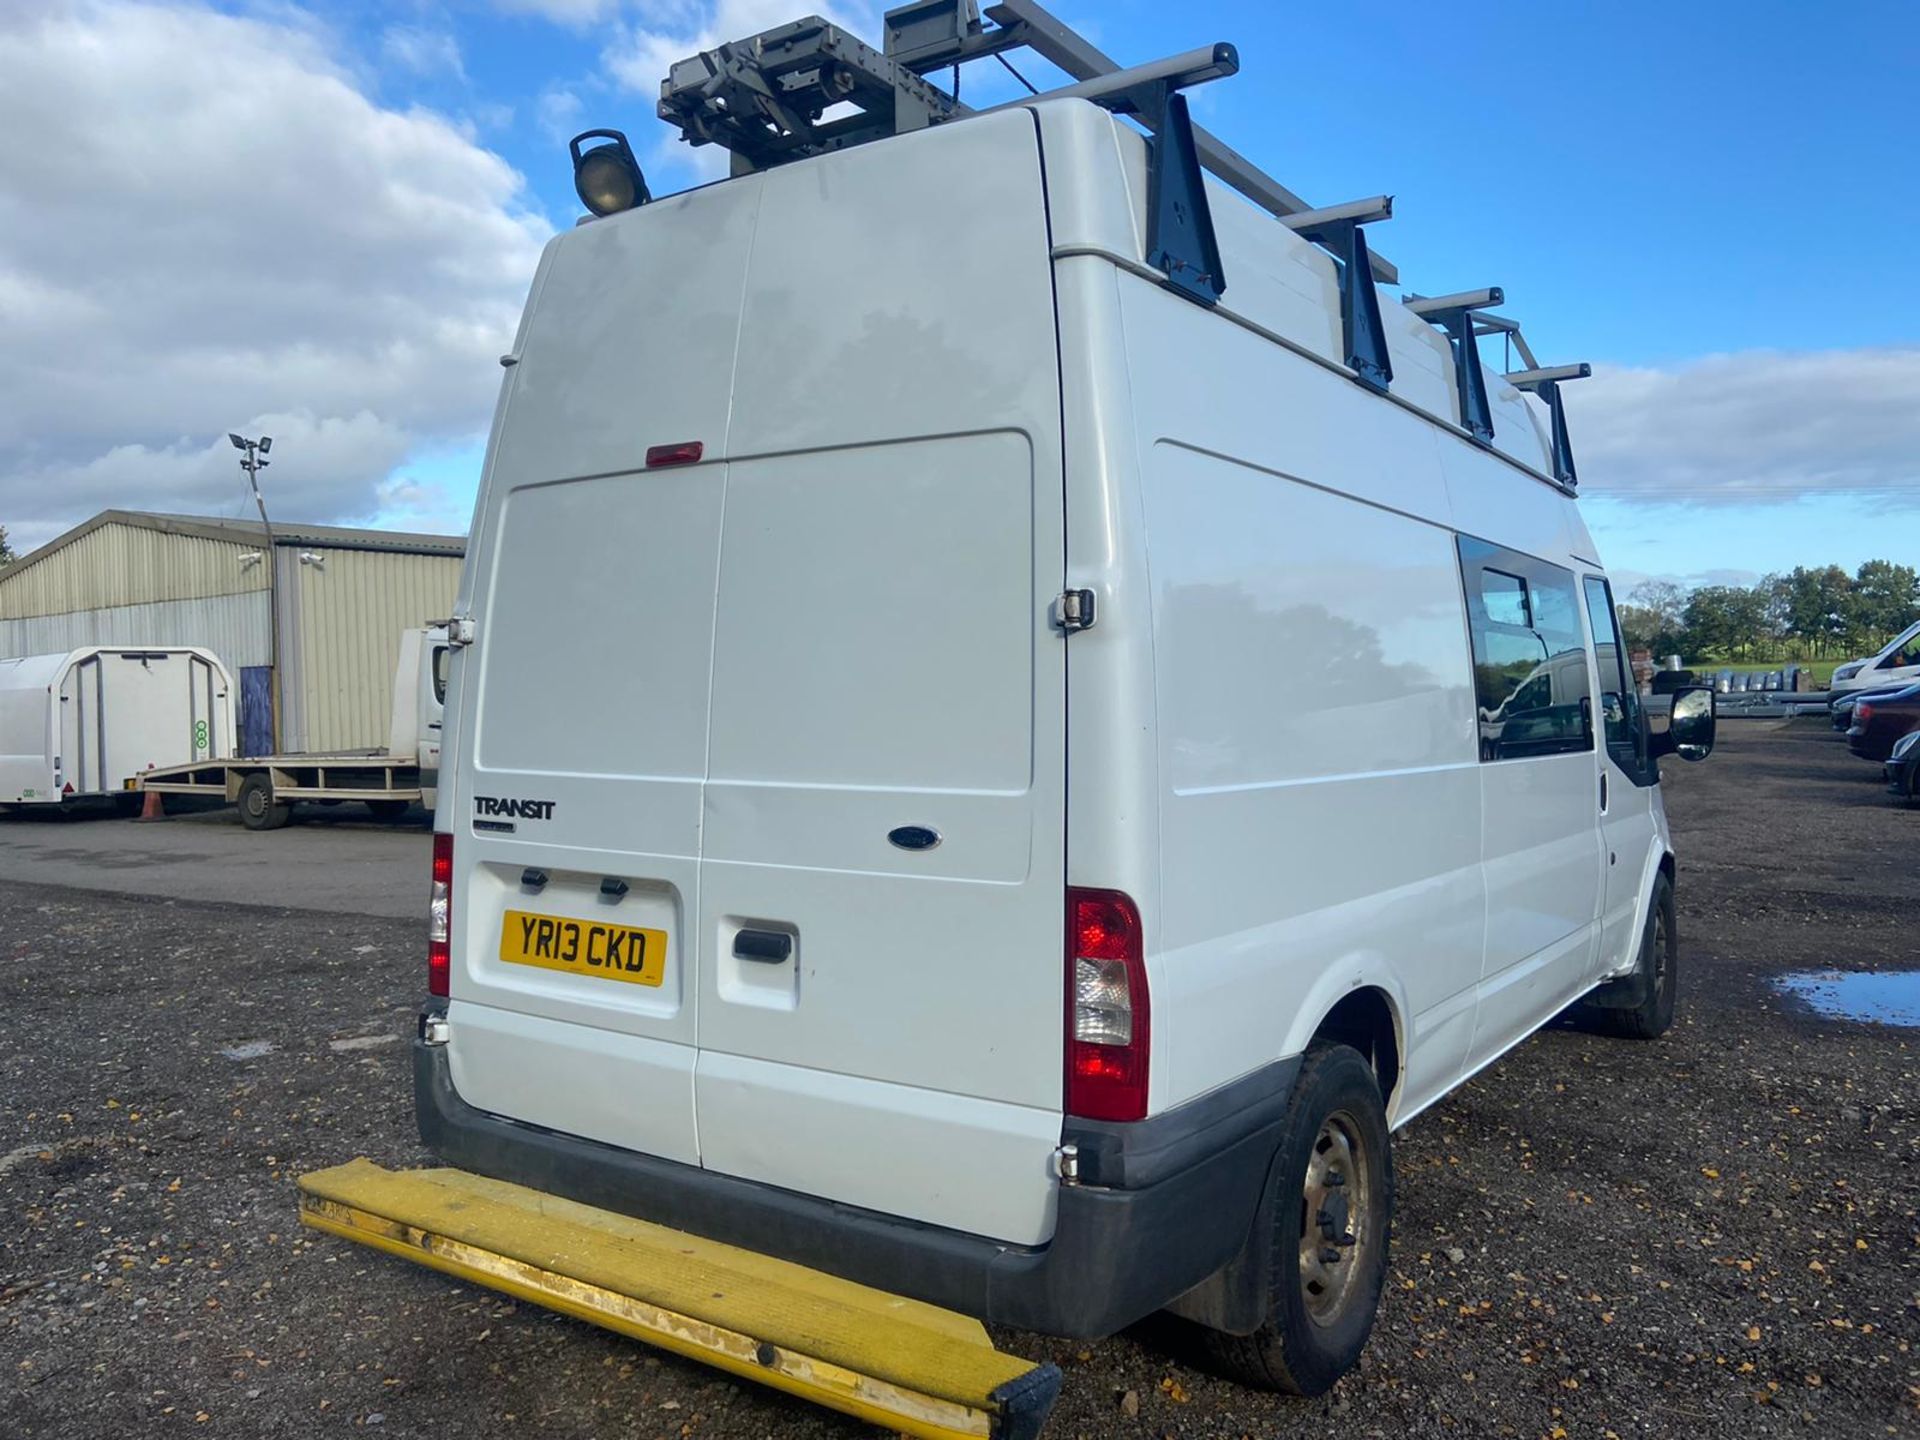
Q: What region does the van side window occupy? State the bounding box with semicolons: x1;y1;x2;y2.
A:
1458;537;1593;762
1582;576;1650;779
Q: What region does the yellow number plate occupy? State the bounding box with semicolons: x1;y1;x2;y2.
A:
499;911;667;987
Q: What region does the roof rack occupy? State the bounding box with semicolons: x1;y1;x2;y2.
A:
1400;290;1589;485
658;0;1399;285
652;0;1587;487
1504;362;1592;487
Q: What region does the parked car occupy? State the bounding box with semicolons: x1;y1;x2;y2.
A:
1830;618;1920;695
1846;682;1920;761
1831;682;1911;731
1885;730;1920;806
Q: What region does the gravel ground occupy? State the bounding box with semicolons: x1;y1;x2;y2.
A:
2;719;1915;1439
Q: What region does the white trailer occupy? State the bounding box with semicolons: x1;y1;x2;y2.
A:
136;627;447;829
0;646;234;808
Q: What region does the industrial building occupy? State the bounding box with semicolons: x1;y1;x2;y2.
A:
0;511;464;755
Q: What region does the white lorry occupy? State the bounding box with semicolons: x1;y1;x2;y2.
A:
137;626;447;829
305;3;1721;1426
0;645;234;810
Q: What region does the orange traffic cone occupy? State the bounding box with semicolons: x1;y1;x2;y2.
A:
134;787;166;822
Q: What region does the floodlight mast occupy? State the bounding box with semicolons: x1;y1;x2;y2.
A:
232;432;281;751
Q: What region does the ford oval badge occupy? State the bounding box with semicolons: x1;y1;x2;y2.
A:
888;825;941;852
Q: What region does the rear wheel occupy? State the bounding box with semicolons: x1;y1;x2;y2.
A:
236;772;292;831
1202;1042;1393;1396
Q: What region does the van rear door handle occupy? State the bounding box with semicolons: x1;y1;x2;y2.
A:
732;929;793;964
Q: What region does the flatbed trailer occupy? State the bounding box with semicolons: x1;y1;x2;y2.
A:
133;626;447;830
135;751;427;830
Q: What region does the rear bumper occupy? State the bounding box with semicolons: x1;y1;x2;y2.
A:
414;1037;1297;1339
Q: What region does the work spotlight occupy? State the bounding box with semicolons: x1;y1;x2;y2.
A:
570;129;650;217
229;433;246;449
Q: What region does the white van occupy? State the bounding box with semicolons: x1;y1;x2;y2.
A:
1829;618;1920;694
418;9;1717;1399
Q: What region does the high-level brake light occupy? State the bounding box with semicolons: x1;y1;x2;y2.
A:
1065;888;1149;1122
428;832;453;997
645;441;705;468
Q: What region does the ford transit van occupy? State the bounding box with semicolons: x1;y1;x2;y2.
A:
414;6;1716;1399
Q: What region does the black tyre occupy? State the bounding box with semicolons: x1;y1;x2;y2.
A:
366;799;409;822
1202;1042;1393;1396
236;772;292;832
1581;873;1677;1040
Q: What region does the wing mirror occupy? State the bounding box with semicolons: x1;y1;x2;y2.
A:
1650;685;1715;763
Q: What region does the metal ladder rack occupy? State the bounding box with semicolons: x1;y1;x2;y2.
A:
652;0;1590;488
658;0;1398;283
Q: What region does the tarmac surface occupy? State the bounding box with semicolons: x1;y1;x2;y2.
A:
1;719;1915;1438
0;800;429;919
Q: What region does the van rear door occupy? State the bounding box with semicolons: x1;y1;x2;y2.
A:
446;175;764;1171
695;434;1062;1245
691;114;1068;1247
450;111;1067;1246
691;109;1075;1251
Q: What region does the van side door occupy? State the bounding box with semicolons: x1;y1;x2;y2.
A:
1458;539;1605;1065
1582;576;1660;977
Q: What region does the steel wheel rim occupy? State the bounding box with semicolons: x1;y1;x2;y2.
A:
1299;1109;1371;1326
1652;905;1670;997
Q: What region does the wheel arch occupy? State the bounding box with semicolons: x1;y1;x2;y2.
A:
1309;987;1402;1116
1276;964;1410;1117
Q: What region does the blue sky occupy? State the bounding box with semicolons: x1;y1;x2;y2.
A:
4;1;1915;595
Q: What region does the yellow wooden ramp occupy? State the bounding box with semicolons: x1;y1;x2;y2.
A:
297;1160;1060;1440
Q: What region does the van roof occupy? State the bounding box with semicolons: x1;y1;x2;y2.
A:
627;1;1589;492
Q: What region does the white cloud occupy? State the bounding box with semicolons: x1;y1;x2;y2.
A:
492;0;625;27
381;24;466;81
0;2;551;553
1569;348;1920;505
537;85;586;142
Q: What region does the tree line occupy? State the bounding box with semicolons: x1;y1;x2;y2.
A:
1618;561;1919;662
0;524;14;569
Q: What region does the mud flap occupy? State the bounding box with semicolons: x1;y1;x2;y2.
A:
297;1160;1060;1439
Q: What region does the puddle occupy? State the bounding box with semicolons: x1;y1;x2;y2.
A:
1773;970;1920;1027
219;1039;276;1060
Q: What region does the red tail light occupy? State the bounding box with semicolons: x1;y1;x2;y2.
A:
1857;703;1875;722
428;831;453;998
1065;887;1149;1122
